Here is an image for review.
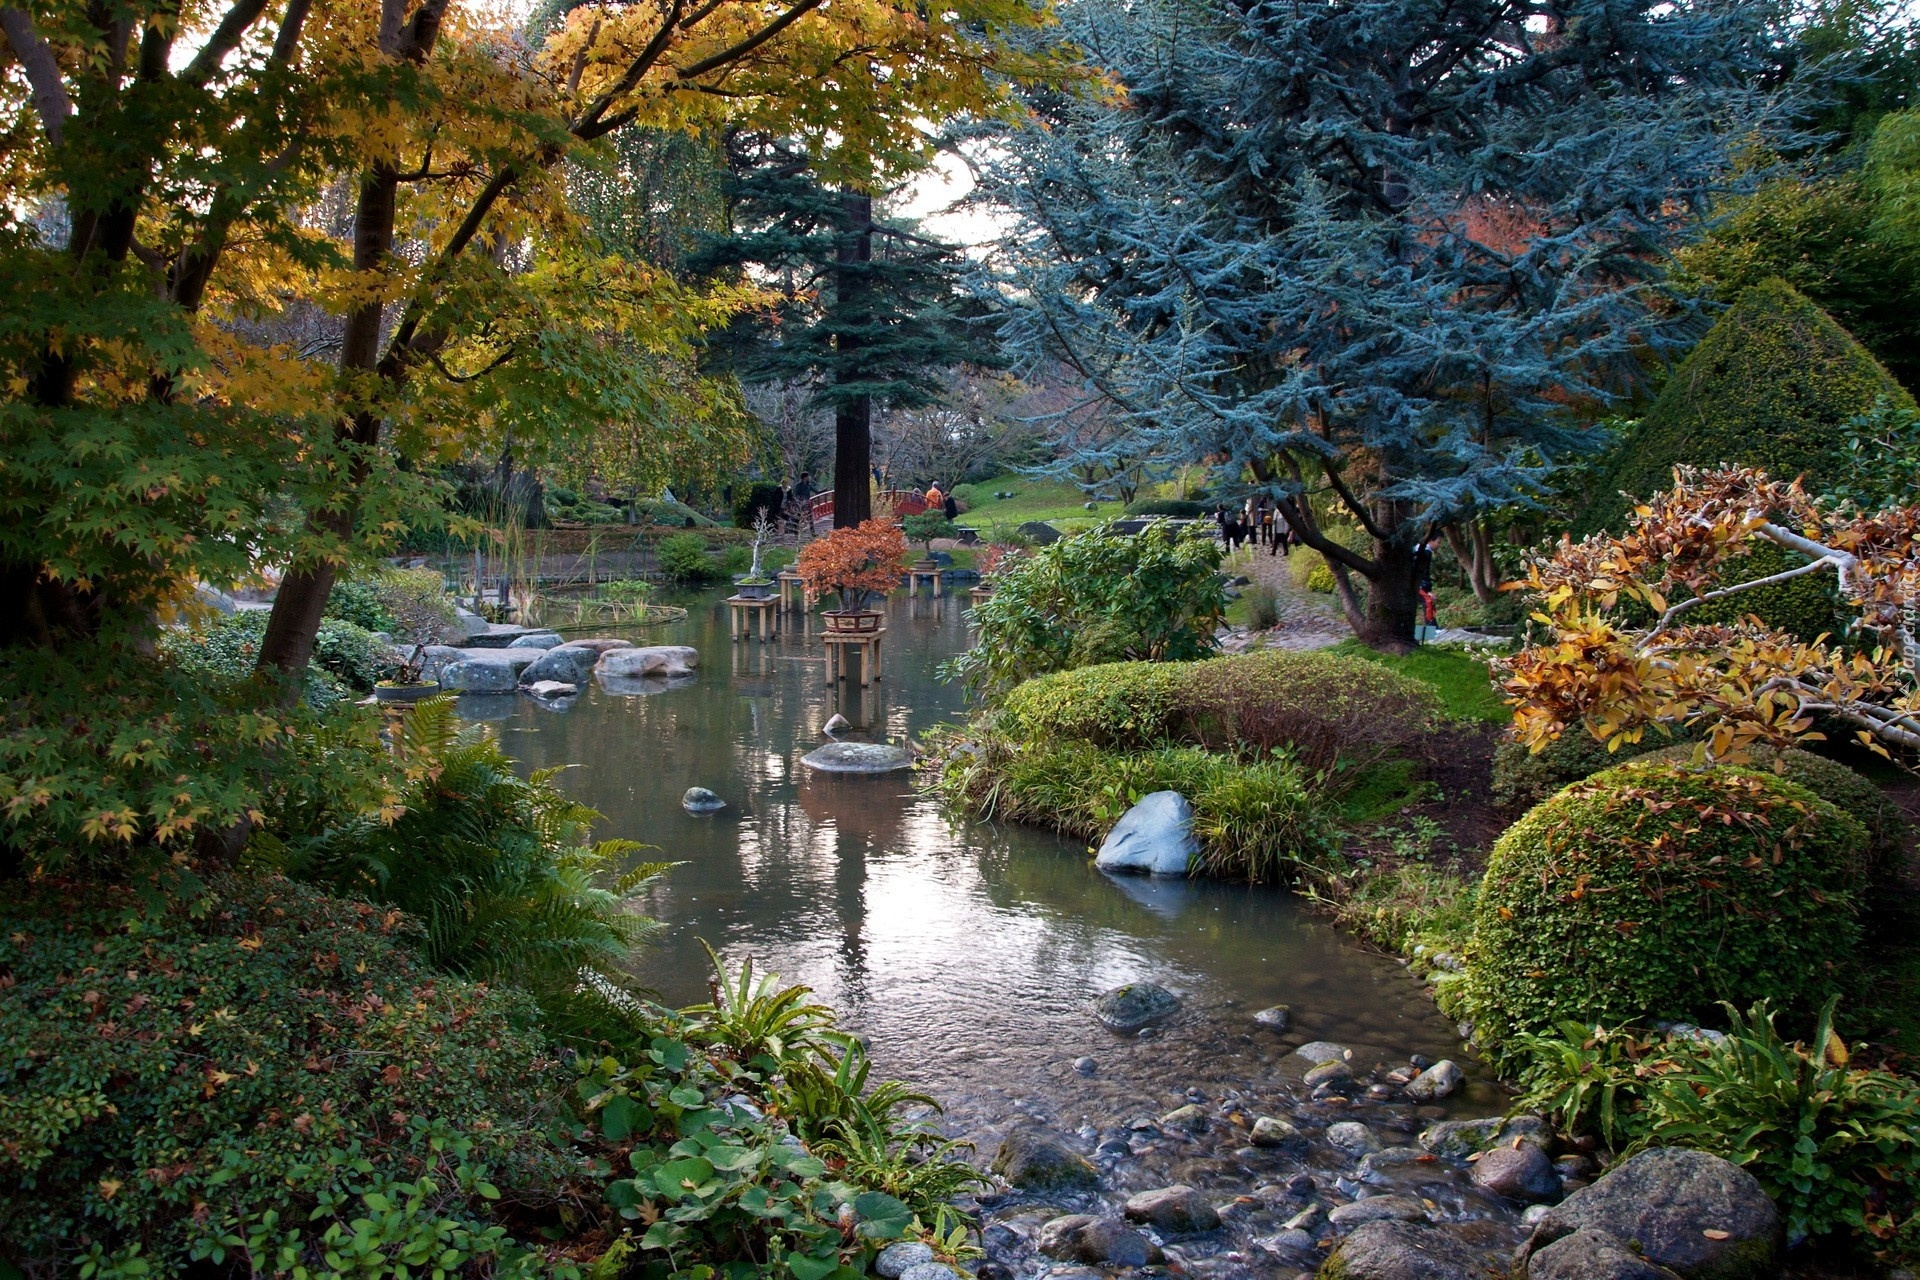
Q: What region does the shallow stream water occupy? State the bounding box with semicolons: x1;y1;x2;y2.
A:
458;587;1528;1276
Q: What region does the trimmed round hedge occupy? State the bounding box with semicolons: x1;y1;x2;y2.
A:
1466;759;1869;1049
994;650;1439;774
1638;743;1911;894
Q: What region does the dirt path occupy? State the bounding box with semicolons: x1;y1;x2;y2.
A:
1217;541;1353;651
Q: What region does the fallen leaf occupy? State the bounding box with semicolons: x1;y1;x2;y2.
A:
1702;1229;1731;1241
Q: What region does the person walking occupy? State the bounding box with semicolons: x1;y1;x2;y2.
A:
943;490;958;522
1412;536;1438;639
924;480;944;513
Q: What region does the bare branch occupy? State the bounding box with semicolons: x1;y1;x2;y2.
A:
1653;552;1839;633
1;9;72;146
183;0;276;88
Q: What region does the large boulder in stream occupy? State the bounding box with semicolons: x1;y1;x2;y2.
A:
1037;1216;1161;1267
1320;1220;1499;1280
596;645;699;678
1095;791;1197;876
519;644;601;686
439;656;520;693
991;1124;1098;1191
1090;981;1180;1032
1516;1148;1777;1280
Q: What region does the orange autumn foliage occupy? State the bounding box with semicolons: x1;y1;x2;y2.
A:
796;519;908;612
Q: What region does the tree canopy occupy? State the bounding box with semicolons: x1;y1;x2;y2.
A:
970;0;1794;647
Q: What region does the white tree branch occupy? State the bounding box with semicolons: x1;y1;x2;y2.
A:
1;9;71;147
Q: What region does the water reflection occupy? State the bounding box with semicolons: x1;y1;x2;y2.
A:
468;588;1490;1141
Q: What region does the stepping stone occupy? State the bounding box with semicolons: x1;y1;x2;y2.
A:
801;742;912;773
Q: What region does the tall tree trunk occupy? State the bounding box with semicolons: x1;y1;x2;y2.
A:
831;189;872;528
1361;534;1417;653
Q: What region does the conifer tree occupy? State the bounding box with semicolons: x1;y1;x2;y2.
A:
974;0;1798;647
690;133;988;526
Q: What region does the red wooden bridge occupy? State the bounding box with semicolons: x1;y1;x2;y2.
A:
803;489;930;529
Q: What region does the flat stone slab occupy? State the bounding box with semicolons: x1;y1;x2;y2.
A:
596;645;699;678
801;742;912;773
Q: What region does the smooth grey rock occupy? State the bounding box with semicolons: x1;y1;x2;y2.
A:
439;658;519;693
1296;1041;1351;1065
1037;1216;1161;1268
1305;1060;1356;1090
991;1125;1097;1191
1095;790;1198;876
1124;1185;1220;1233
801;741;913;774
822;713;851;736
596;645;699;678
1517;1148;1778;1280
897;1266;959;1280
682;787;726;813
519;646;599;685
1405;1060;1465;1102
1159;1103;1208;1133
560;637;633;654
1420;1116;1551;1161
194;583;239;614
1073;1056;1097;1076
1320;1220;1491;1280
1253;1004;1292;1031
1359;1148;1436;1181
524;680;578;699
1091;981;1180;1032
1328;1196;1429;1229
507;631;565;649
1251;1117;1305;1149
876;1242;934;1279
1527;1230;1675;1280
451;607;489;641
1326;1122;1382;1157
1268;1229;1319;1255
1472;1144;1561;1203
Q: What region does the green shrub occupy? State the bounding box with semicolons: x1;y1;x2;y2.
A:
1490;730;1645;810
1175;649;1439;777
165;610;398;694
1466;760;1869;1051
1288;524;1367;594
286;701;667;1032
1681;543;1847;645
0;871;584;1277
656;531;723;582
939;737;1332;882
902;511;960;550
1513;1001;1920;1255
1580;278;1915;536
1636;744;1911;894
993;650;1438;779
1239;581;1280;629
942;522;1225;699
325;577;397;632
995;661;1186;750
1309;862;1477;981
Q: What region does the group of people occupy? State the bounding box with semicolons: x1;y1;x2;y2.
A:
1214;497;1294;556
922;482;960;522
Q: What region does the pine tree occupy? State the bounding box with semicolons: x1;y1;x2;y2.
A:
690;133;989;526
974;0;1798;647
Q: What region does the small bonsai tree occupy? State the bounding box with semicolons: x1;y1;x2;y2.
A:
901;511;959;558
796;519;908;612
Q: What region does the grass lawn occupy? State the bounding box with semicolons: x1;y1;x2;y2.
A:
951;472;1127;533
1330;638;1510;725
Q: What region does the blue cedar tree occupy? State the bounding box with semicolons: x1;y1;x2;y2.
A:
972;0;1796;647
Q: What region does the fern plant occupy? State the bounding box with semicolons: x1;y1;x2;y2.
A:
289;699;671;1029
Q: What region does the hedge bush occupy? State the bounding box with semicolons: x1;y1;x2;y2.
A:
1580;278;1915;536
1637;744;1911;895
1466;760;1869;1051
1123;497;1209;518
1490;730;1646;810
656;531;724;582
994;650;1439;776
0;872;584;1277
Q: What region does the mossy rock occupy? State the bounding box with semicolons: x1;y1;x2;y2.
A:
1466;759;1869;1049
1580;278;1914;537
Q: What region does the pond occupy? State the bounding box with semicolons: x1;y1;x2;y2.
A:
460;586;1526;1270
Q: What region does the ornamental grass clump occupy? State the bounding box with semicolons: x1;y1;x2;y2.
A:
1466;759;1869;1053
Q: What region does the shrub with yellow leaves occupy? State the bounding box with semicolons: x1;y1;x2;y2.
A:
1500;464;1920;765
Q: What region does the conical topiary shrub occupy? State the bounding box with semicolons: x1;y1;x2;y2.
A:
1581;278;1914;537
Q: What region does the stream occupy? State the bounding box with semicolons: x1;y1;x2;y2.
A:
457;586;1533;1278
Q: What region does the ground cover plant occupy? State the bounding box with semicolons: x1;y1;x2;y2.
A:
1513;1000;1920;1257
949;474;1126;530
